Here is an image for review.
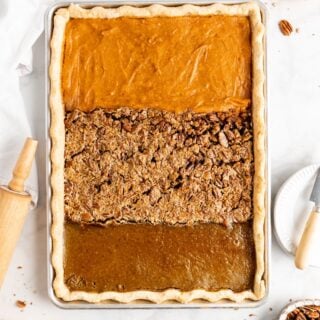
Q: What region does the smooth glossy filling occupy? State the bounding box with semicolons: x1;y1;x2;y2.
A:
62;16;251;113
64;221;255;292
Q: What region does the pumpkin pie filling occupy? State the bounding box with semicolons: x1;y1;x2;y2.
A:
59;10;259;297
65;222;255;292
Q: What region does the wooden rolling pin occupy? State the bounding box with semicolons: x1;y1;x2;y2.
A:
0;138;38;287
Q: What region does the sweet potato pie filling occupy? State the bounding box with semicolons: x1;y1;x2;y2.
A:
62;15;255;293
62;16;252;113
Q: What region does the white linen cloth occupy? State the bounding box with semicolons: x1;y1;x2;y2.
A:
0;0;192;207
0;0;52;205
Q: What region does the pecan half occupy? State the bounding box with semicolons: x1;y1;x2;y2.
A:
16;300;26;309
279;19;293;36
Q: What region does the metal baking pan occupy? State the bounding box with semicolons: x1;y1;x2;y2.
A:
45;0;270;309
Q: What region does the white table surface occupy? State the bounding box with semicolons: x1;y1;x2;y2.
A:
2;0;320;319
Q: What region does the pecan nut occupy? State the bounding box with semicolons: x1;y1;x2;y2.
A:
279;19;293;36
287;305;320;320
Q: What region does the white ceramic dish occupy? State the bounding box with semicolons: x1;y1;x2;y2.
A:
274;164;320;267
278;299;320;320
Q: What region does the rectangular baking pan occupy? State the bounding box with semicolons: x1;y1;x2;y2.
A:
45;0;270;309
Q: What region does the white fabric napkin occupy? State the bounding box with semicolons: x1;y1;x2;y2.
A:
0;0;52;205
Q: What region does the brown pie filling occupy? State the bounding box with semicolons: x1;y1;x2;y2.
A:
65;222;255;292
62;15;255;294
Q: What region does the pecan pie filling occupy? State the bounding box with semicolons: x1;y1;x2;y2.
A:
64;108;253;226
62;14;256;294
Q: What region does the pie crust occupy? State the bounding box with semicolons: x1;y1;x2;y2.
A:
50;2;266;304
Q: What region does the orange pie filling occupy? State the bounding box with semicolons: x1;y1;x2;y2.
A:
62;15;255;293
62;16;252;113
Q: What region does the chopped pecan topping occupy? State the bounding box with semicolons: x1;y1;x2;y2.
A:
218;131;229;148
64;107;254;226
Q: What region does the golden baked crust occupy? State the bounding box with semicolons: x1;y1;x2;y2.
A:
50;2;266;304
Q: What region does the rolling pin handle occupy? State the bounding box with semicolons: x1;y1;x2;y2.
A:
8;138;38;193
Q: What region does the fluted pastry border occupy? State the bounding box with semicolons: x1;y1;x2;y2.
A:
49;2;266;304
